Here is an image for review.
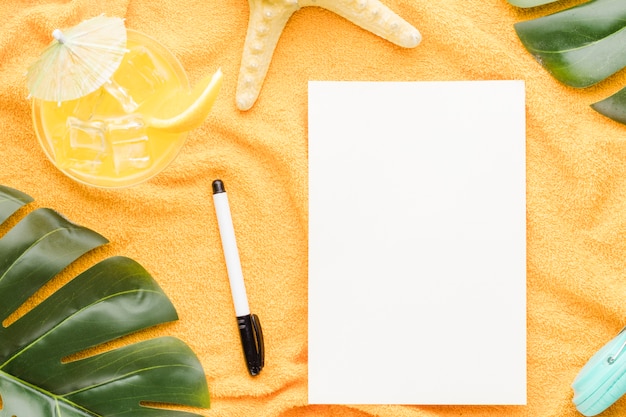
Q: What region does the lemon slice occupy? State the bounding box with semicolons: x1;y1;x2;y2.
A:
148;68;223;133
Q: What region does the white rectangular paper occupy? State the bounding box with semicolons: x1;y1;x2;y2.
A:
308;80;526;405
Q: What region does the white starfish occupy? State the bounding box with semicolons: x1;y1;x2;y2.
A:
236;0;421;110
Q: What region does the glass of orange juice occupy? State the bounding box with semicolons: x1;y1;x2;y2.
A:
32;30;192;188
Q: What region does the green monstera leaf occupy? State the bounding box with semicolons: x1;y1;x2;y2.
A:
0;185;209;417
510;0;626;125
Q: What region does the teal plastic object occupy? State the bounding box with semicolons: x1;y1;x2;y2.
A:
573;328;626;416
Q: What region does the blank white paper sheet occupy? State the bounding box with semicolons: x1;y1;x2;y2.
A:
308;80;526;405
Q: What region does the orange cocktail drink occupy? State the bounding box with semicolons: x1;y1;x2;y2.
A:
32;30;190;188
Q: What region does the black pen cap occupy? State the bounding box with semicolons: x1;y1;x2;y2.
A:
212;179;225;194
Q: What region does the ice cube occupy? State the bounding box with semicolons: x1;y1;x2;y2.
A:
60;117;109;173
68;118;107;152
106;114;152;174
111;45;169;108
61;89;106;120
103;80;139;113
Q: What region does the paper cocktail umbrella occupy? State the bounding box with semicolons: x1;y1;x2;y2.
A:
26;15;127;103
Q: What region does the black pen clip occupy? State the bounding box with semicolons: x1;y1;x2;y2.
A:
251;314;265;371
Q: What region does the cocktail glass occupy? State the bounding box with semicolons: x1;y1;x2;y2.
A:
32;29;220;188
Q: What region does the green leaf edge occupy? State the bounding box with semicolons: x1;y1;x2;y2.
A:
591;86;626;124
0;185;33;224
507;0;559;8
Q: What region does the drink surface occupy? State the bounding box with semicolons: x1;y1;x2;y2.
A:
32;30;190;188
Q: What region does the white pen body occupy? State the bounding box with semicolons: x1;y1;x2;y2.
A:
213;191;251;317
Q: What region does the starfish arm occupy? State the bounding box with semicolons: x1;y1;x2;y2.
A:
236;0;300;111
299;0;421;48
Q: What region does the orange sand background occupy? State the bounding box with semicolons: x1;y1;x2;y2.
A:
2;1;626;416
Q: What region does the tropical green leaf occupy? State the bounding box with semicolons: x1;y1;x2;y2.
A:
514;0;626;88
507;0;558;8
509;0;626;125
0;185;210;417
